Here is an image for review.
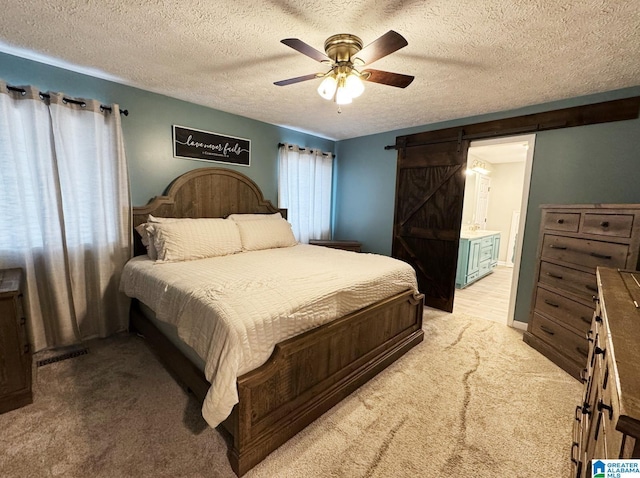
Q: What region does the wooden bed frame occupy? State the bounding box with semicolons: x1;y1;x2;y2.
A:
129;167;424;476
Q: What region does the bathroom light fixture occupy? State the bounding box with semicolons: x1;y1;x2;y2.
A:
469;160;490;175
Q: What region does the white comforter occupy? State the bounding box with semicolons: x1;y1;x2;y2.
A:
120;244;418;427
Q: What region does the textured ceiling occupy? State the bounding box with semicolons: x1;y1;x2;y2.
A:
1;1;639;140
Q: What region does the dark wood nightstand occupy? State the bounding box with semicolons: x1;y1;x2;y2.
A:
0;268;32;414
309;240;362;252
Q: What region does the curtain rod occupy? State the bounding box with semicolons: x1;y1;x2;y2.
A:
6;85;129;116
278;142;335;158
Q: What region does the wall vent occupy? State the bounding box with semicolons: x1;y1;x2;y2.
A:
36;347;89;367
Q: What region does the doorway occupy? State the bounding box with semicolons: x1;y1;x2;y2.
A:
456;134;536;328
391;96;635;322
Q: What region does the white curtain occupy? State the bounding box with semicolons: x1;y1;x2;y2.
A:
278;143;333;243
0;82;131;351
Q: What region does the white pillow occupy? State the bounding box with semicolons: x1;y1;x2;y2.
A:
134;215;184;260
148;218;242;262
236;218;297;251
227;212;283;222
134;223;157;260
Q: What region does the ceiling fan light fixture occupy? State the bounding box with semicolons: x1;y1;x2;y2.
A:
317;75;337;100
345;73;365;98
335;77;353;105
277;30;413;108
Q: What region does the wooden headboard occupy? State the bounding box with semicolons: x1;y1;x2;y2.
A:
132;167;285;256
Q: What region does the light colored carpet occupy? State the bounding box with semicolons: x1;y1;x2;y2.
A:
0;310;582;477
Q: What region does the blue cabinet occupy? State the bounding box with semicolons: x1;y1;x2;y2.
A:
455;232;500;288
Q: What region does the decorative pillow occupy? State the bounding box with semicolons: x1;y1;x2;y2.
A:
227;212;283;222
236;218;297;251
134;223;157;260
134;215;184;260
147;218;242;262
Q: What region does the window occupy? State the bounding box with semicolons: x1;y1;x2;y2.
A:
0;83;130;351
278;144;333;243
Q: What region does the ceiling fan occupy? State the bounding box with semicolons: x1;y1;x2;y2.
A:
274;30;414;106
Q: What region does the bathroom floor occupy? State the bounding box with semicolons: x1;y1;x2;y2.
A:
453;265;513;325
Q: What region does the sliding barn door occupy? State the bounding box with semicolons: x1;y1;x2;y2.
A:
389;97;640;312
392;134;469;312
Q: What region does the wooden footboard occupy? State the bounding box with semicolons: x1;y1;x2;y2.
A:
131;290;423;476
223;289;424;476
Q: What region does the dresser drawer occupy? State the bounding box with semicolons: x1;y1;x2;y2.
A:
480;246;492;262
539;261;598;301
582;213;634;238
530;313;589;365
478;260;491;276
465;271;479;283
480;236;494;248
541;234;629;269
543;212;580;232
534;287;593;334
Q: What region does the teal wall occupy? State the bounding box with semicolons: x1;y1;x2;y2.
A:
3;50;640;325
334;87;640;323
0;51;334;206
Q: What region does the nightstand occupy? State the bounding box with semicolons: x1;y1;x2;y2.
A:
0;268;32;414
309;240;362;252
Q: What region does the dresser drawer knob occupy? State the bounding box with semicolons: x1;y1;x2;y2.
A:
23;344;30;354
571;442;579;465
579;368;588;384
544;299;559;308
594;412;603;441
594;315;602;323
597;400;613;420
600;221;609;228
549;244;567;250
547;272;563;280
580;402;591;416
557;219;565;224
540;325;555;335
20;316;26;325
594;346;605;357
589;252;612;260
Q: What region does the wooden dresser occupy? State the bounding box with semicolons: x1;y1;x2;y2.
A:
523;204;640;379
571;267;640;477
0;268;32;414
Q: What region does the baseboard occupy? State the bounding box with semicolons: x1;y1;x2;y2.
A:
497;261;514;267
511;320;527;331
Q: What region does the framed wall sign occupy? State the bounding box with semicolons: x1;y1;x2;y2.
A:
173;125;251;166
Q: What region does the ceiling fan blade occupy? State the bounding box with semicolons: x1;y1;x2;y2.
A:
281;38;331;63
356;30;408;65
362;69;414;88
274;73;320;86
